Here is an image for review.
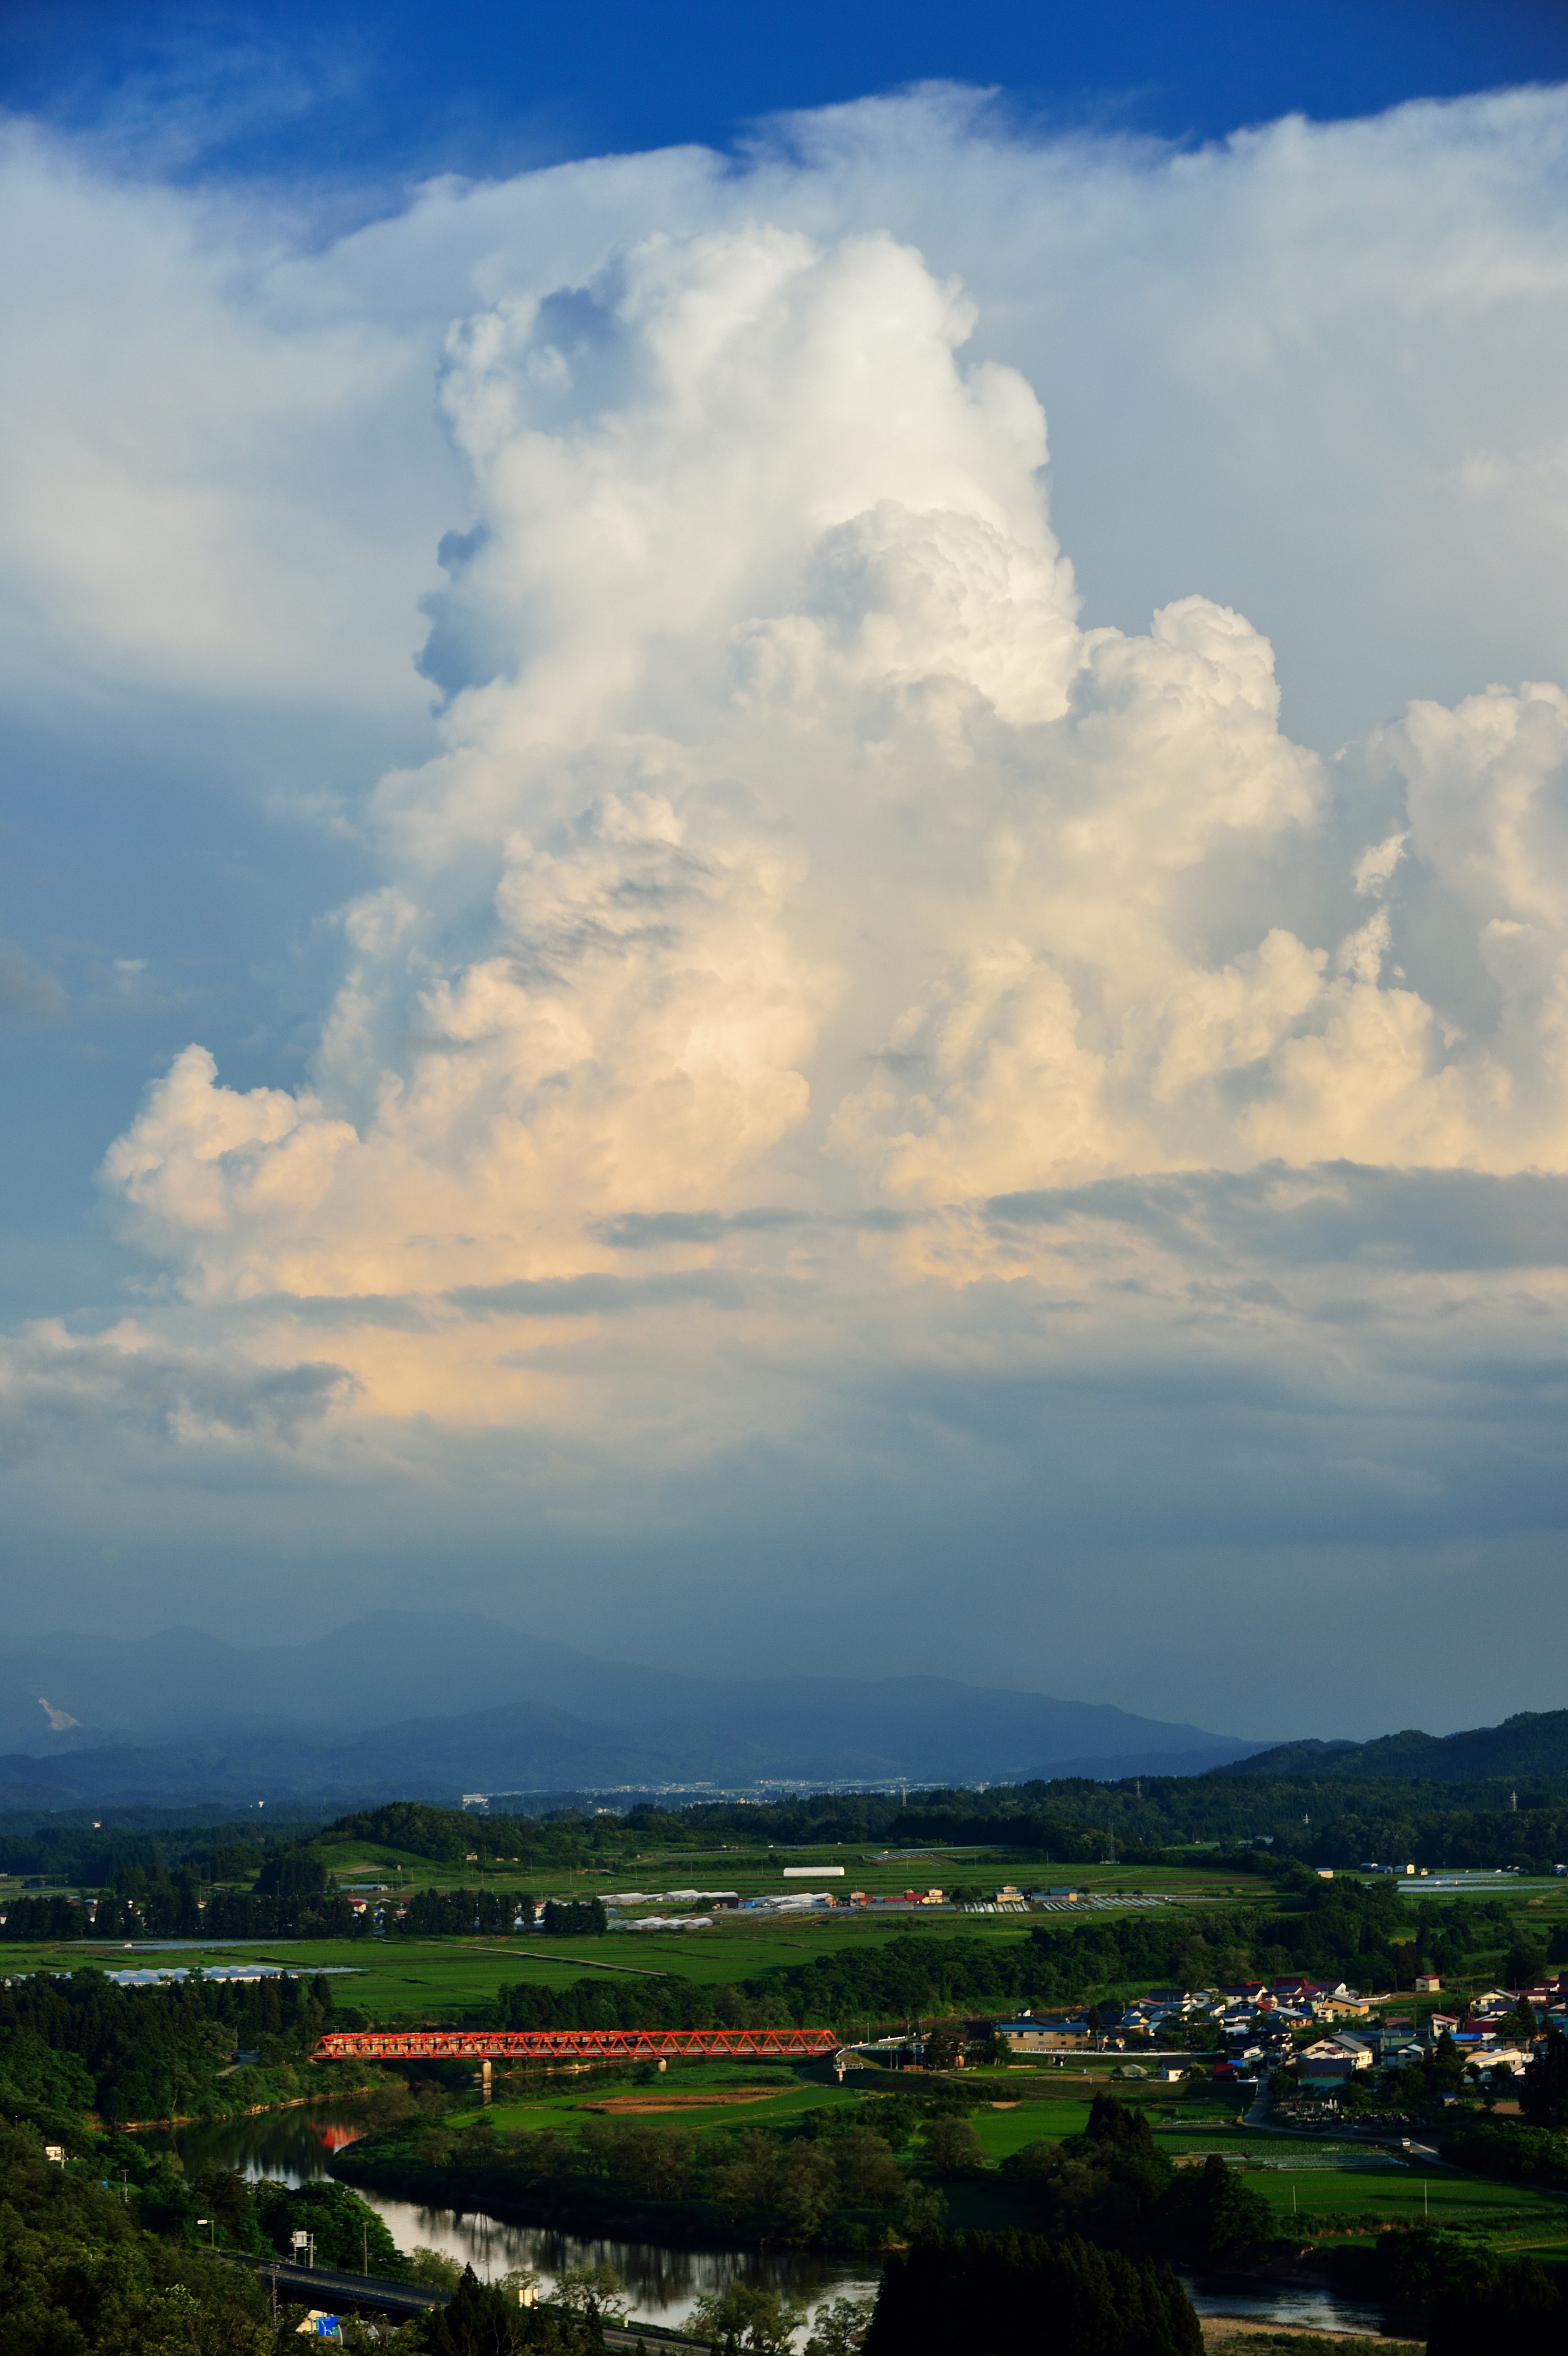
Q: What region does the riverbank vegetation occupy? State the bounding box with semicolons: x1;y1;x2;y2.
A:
0;1965;371;2129
335;2065;980;2251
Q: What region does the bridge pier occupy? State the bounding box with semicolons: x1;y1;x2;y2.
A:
482;2060;492;2103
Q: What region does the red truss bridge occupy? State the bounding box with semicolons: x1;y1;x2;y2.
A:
311;2027;841;2064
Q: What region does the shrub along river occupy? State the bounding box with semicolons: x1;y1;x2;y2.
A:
154;2099;1397;2342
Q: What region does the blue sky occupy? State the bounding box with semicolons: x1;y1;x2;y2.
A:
10;0;1568;182
4;0;1568;1738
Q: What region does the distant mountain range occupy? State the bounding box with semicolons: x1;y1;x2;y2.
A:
0;1612;1267;1809
1220;1711;1568;1782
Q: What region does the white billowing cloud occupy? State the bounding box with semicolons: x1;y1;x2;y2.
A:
0;123;452;712
98;224;1568;1386
11;80;1568;747
11;89;1568;1717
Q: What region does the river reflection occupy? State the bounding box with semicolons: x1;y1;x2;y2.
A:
1180;2276;1394;2338
163;2102;1398;2343
166;2102;882;2337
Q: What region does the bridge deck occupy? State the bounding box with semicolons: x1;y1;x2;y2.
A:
312;2027;839;2062
225;2258;714;2347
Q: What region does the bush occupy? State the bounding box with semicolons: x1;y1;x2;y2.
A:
920;2115;984;2178
252;2176;408;2274
863;2233;1202;2356
1423;2258;1568;2356
1522;2029;1568;2127
1442;2119;1568;2186
1504;1938;1548;1990
1160;2155;1273;2260
689;2282;806;2352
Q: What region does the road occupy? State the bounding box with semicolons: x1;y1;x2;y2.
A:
226;2256;713;2347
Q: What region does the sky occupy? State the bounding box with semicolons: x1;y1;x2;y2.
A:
3;0;1568;1740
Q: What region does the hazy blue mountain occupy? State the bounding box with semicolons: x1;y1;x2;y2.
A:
0;1612;1263;1805
1219;1711;1568;1782
1021;1746;1270;1781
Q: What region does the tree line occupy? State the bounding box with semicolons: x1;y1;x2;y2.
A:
0;1967;351;2126
10;1772;1568;1898
338;2083;965;2249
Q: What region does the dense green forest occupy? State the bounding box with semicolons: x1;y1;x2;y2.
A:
7;1761;1568;1897
0;1967;367;2127
338;2075;958;2248
323;1777;1568;1876
0;2121;277;2356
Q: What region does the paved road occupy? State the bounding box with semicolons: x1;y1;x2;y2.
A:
227;2257;713;2347
229;2258;441;2319
1228;2077;1452;2167
1244;2071;1274;2127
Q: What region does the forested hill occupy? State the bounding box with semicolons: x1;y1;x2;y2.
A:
1223;1712;1568;1784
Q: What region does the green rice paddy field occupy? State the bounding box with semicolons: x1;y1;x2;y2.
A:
0;1845;1264;2012
0;1839;1315;2012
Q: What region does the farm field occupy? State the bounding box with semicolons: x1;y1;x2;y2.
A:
296;1834;1268;1909
0;1897;1179;2011
0;1915;1060;2011
0;1936;559;2016
0;1839;1274;1925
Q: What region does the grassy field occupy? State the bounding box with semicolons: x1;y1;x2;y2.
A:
295;1836;1268;1908
471;2058;860;2142
353;2043;1568;2263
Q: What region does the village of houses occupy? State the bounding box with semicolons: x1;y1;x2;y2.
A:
989;1971;1567;2123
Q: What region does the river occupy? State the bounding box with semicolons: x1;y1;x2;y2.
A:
161;2101;1399;2343
166;2101;882;2337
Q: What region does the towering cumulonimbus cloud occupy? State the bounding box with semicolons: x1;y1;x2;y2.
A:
100;224;1568;1418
